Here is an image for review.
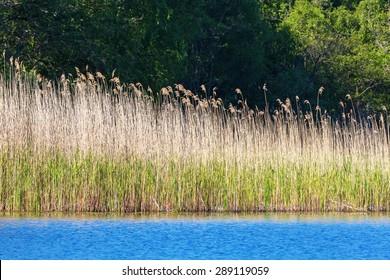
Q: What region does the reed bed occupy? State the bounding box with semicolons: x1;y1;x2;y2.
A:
0;59;389;212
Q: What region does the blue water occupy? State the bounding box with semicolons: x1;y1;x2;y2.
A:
0;213;389;260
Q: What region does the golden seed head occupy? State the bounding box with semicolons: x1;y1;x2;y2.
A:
134;88;142;97
200;100;208;108
228;103;236;113
87;72;95;82
15;58;20;71
184;90;193;97
60;74;66;83
318;86;325;95
175;84;185;92
212;87;218;97
96;72;105;80
111;77;120;85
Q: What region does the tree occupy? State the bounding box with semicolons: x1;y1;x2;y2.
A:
282;0;390;110
326;0;390;110
182;0;271;105
1;0;388;110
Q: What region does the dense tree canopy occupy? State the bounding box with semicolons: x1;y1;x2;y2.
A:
1;0;389;111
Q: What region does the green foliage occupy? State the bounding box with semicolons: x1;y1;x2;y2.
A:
2;149;389;212
1;0;389;111
185;0;270;103
282;0;390;110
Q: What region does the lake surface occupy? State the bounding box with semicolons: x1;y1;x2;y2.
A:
0;213;389;260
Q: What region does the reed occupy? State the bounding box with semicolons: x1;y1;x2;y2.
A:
0;58;389;212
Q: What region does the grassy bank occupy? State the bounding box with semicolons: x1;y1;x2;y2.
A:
0;60;389;212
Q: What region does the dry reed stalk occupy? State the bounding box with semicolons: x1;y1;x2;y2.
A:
0;61;389;212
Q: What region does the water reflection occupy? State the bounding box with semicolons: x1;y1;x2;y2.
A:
1;211;389;221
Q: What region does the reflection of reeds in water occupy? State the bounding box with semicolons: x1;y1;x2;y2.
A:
0;58;389;212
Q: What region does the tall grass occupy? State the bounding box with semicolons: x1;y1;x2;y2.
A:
0;58;389;212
